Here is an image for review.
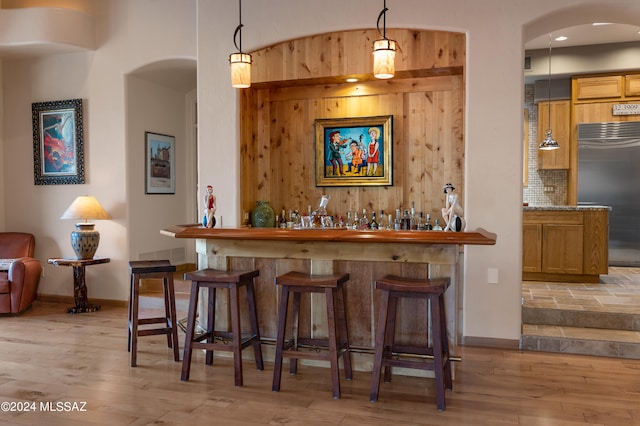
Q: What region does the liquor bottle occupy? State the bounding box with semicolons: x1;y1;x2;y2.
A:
410;202;417;230
394;208;402;230
287;209;294;228
433;218;443;231
424;213;433;230
402;209;411;230
387;214;393;230
416;212;425;230
274;214;280;228
280;209;287;228
311;195;330;228
370;211;379;230
345;211;353;229
242;210;251;227
359;208;370;229
378;210;387;230
352;211;360;230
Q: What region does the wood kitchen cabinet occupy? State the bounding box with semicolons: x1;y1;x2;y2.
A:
541;224;583;274
574;75;623;100
537;99;570;169
522;208;608;283
522;223;541;272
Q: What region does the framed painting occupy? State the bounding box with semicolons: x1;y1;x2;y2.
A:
145;131;175;194
315;115;393;187
32;98;85;185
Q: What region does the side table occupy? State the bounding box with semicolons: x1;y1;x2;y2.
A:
48;257;110;313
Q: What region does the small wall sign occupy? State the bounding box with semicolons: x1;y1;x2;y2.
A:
612;104;640;115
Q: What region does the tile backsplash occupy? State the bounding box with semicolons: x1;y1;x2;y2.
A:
523;84;567;206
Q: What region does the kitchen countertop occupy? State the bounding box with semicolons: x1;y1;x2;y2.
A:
523;205;612;211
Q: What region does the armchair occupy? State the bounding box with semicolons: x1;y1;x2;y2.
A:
0;232;42;315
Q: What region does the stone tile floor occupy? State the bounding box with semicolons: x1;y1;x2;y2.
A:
522;266;640;350
522;266;640;313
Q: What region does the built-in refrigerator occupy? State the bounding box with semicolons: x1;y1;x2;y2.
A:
577;121;640;266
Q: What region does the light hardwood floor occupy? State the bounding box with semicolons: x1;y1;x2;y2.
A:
1;301;640;425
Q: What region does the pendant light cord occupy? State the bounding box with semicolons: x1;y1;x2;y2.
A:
377;0;388;39
547;33;552;133
233;0;243;52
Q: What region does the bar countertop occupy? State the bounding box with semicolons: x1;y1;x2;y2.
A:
523;205;611;211
161;224;497;246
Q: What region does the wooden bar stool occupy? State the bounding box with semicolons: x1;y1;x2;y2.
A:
370;275;452;411
128;260;180;367
180;269;263;387
272;271;352;399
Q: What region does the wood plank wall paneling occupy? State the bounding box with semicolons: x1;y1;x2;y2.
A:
241;29;465;224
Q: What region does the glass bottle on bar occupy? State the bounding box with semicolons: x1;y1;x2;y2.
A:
311;195;330;228
402;209;411;230
416;212;425;230
424;213;433;230
410;202;417;230
280;209;287;228
352;211;360;230
370;211;379;230
359;208;370;229
345;211;353;229
394;208;402;230
433;218;443;231
378;210;387;230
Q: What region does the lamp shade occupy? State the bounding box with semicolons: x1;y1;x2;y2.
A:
230;52;252;88
373;38;397;79
539;130;560;151
60;195;111;222
60;196;110;260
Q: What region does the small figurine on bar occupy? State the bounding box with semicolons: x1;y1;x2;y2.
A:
203;185;216;228
442;183;465;232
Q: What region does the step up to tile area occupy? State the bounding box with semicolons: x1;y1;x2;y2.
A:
521;305;640;359
521;323;640;359
521;267;640;359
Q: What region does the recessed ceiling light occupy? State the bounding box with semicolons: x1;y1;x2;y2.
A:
346;78;358;83
554;36;568;42
592;22;612;26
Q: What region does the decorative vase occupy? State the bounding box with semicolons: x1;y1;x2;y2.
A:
251;201;275;228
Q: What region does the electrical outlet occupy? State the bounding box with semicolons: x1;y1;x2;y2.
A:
487;268;499;284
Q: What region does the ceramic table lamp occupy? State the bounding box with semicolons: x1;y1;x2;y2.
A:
60;195;111;259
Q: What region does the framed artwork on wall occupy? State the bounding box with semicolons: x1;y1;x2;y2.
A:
145;131;175;194
31;98;85;185
315;115;393;187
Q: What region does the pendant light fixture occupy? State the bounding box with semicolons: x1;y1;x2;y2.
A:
539;34;560;151
229;0;252;88
372;0;397;79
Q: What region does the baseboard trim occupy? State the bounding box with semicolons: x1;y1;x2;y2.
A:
37;294;128;308
461;336;520;349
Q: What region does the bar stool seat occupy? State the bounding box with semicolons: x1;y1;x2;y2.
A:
272;271;352;399
370;275;452;411
181;268;263;387
128;260;180;367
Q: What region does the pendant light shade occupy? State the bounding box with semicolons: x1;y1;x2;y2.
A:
539;34;560;151
229;0;252;88
230;52;252;88
373;0;397;79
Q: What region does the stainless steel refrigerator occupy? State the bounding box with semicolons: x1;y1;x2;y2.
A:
577;121;640;266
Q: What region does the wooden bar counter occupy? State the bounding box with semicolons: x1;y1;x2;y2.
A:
162;225;496;372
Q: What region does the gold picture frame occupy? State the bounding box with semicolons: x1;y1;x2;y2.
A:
315;115;393;187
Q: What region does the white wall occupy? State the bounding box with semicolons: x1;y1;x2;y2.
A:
125;75;193;265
